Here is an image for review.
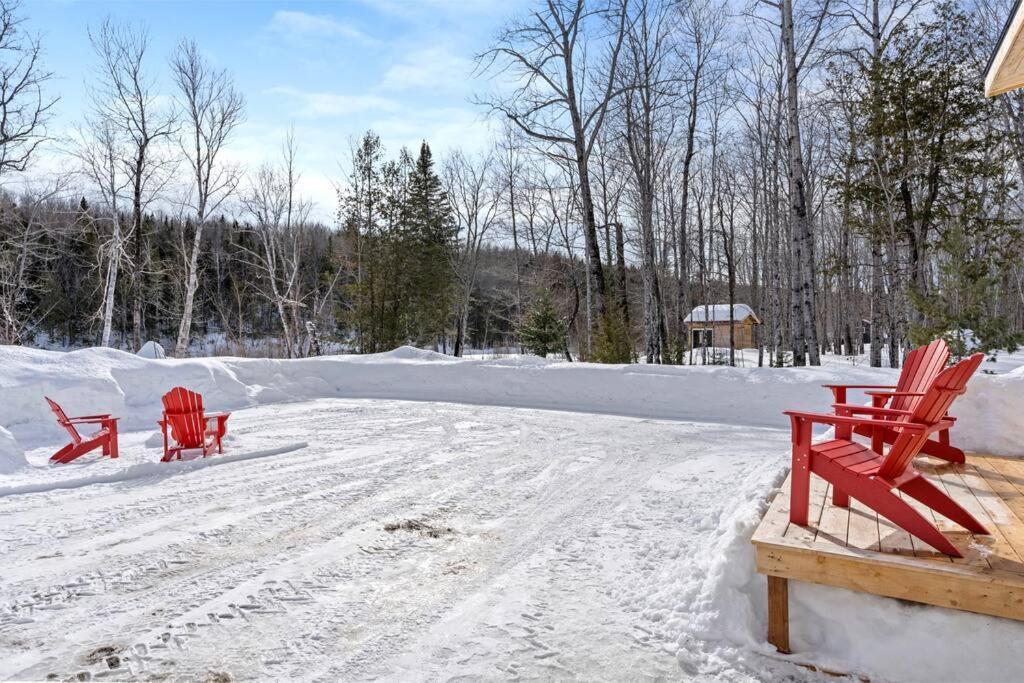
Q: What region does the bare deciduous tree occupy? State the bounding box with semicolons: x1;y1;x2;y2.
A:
240;131;313;358
445;148;501;357
88;18;176;350
619;0;680;363
0;178;68;343
0;0;55;175
478;0;630;339
171;39;245;356
70;116;128;348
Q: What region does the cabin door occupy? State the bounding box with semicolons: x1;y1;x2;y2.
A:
691;328;713;348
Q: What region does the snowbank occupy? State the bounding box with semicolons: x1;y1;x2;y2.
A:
1;345;1021;458
789;581;1024;681
0;441;306;497
944;364;1024;457
0;425;27;474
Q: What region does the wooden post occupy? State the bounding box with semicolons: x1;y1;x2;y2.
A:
767;575;790;654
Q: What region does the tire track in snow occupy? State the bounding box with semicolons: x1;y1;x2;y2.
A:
5;402;538;679
1;399;782;681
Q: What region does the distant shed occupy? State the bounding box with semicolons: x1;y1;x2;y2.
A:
684;304;761;349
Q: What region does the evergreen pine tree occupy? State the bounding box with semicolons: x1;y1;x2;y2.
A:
403;141;456;348
910;225;1023;357
519;292;566;358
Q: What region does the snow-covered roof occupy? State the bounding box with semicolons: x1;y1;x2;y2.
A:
684;304;760;324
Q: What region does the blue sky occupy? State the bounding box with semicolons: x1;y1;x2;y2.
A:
25;0;527;220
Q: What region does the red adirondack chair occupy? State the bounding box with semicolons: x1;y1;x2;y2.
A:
158;387;230;462
821;339;965;463
45;397;119;464
785;353;987;557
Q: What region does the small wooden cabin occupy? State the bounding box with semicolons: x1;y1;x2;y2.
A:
684;304;761;349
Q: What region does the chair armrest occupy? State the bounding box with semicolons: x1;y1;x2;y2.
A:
864;391;925;398
821;384;897;390
784;410;928;433
75;413;112;420
831;403;914;418
206;411;231;419
67;416;119;425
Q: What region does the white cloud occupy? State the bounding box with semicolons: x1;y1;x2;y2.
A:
356;0;521;21
377;46;474;93
266;87;399;118
219;120;342;223
368;106;495;156
268;10;374;43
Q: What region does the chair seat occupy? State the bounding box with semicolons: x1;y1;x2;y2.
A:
812;439;884;475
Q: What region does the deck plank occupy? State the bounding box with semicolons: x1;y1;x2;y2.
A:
814;483;851;550
974;456;1024;535
947;466;1018;573
897;487;954;563
846;495;880;552
927;464;992;569
974;456;1024;525
961;464;1024;574
986;457;1024;508
878;492;917;556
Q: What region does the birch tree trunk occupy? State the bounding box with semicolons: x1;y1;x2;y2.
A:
779;0;822;365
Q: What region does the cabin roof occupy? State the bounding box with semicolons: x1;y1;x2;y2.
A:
684;304;760;324
985;0;1024;96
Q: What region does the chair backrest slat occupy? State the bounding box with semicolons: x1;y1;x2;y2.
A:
45;396;82;445
878;353;984;480
891;339;949;412
162;386;207;449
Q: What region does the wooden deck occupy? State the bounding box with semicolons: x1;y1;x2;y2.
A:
752;453;1024;653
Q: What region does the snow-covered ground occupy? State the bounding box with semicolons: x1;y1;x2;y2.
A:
2;345;1024;681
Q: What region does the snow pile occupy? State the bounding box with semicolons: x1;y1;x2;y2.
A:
615;459;798;679
137;340;166;359
788;582;1024;681
2;344;1022;459
0;425;27;474
944;363;1024;457
0;441;306;497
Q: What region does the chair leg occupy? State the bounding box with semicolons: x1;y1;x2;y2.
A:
899;476;988;534
51;438;103;464
832;486;850;508
871;430;885;455
790;458;811;526
851;477;963;557
106;423;118;459
50;442;78;463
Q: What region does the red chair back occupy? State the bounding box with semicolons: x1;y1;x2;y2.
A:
891;339;949;412
162;387;208;449
45;396;82;445
878;353;984;480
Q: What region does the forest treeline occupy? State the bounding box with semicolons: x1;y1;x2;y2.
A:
1;0;1023;366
